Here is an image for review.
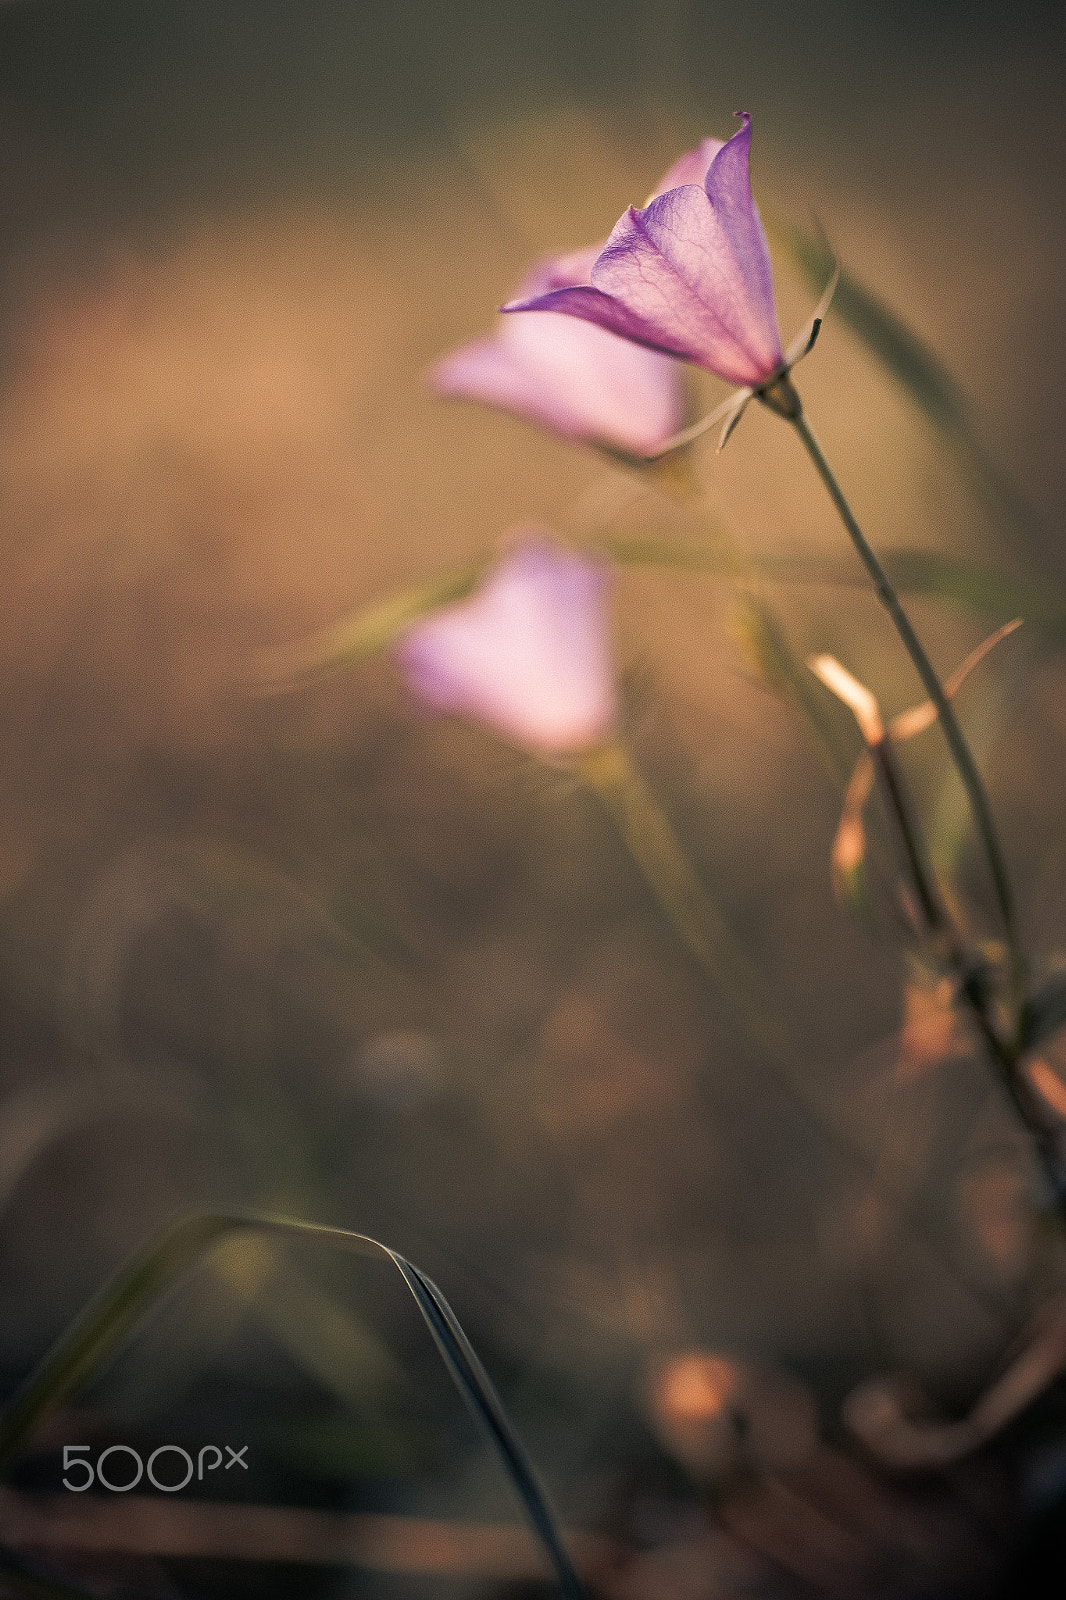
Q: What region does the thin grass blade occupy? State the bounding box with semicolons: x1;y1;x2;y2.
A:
0;1211;586;1600
253;561;489;690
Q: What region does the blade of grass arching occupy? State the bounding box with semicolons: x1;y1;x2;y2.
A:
252;559;488;691
777;225;1042;541
385;1259;584;1600
0;1214;237;1477
0;1211;586;1600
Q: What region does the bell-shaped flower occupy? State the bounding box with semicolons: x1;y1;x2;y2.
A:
430;246;685;458
396;536;616;756
503;115;784;391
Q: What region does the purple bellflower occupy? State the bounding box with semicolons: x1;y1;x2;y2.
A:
503;115;785;394
430;246;685;458
396;537;616;756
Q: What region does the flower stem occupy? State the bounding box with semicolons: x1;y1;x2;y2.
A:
788;405;1025;1038
872;733;1018;1076
579;741;783;1051
870;732;944;938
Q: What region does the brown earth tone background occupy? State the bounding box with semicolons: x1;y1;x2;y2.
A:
0;3;1065;1597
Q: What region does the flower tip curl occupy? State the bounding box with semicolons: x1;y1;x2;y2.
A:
501;115;783;390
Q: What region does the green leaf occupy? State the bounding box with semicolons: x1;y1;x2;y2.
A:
0;1211;586;1600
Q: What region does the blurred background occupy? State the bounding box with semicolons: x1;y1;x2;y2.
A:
1;1;1066;1595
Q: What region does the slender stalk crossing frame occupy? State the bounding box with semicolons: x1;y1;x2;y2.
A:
864;726;1065;1212
0;1211;587;1600
788;406;1024;1033
774;394;1066;1215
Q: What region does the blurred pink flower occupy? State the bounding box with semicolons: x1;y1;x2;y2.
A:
430;245;685;457
396;537;616;755
504;116;784;391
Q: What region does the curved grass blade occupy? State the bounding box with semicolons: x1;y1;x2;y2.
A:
252;560;488;691
388;1258;582;1596
0;1211;586;1600
731;592;856;784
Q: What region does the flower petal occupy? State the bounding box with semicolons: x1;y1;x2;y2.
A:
502;279;691;359
522;244;603;294
504;117;783;389
649;136;725;199
589;190;778;386
436;242;684;455
397;539;617;755
431;304;684;456
702;116;780;369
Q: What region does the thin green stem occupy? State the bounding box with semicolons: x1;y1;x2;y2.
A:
824;652;1066;1220
870;733;944;938
774;394;1065;1220
870;736;1025;1107
789;407;1025;1039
